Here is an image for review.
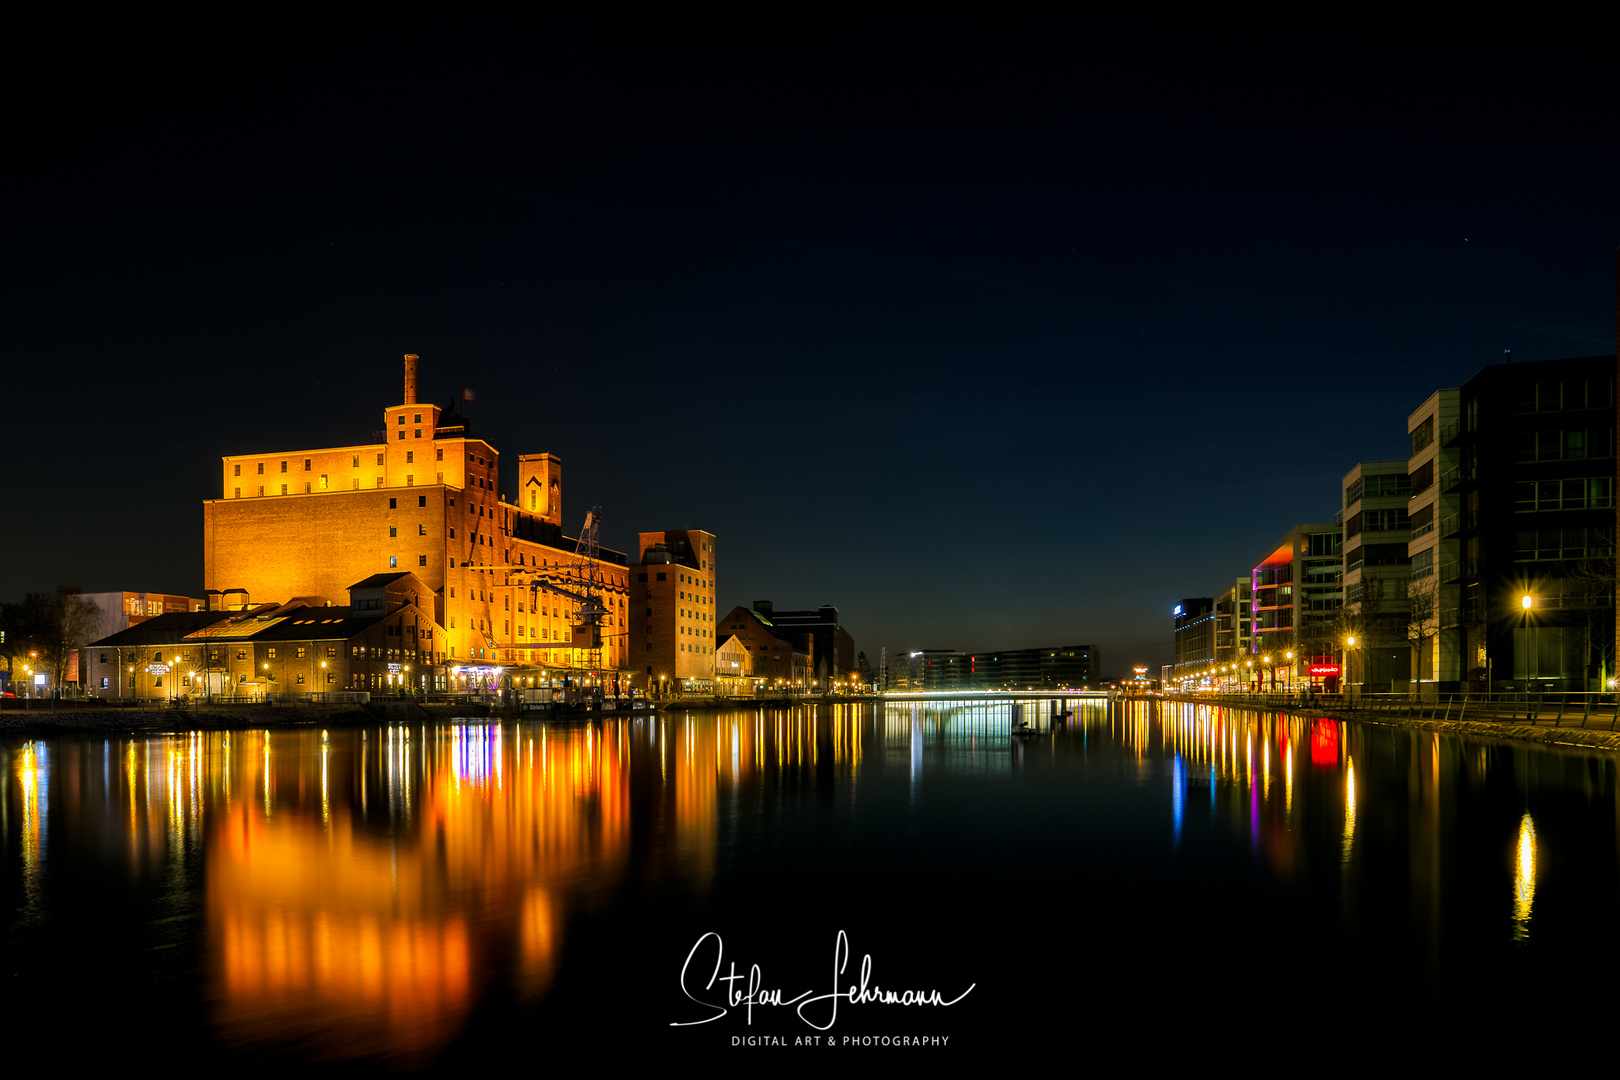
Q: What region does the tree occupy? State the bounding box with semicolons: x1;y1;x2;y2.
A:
0;587;101;695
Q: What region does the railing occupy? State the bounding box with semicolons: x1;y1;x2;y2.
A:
1151;689;1620;730
1411;520;1435;539
1440;416;1463;445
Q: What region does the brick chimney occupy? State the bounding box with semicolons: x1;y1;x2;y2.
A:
403;353;419;405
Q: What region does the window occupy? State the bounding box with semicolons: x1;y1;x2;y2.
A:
397;431;405;440
419;554;428;566
234;487;241;498
406;451;414;464
280;461;288;473
390;556;398;567
327;646;337;657
257;462;265;475
419;495;427;507
233;463;241;477
436;449;444;461
304;482;311;493
415;429;421;438
304;458;311;471
414;413;421;423
377;477;385;487
450;528;456;539
296;646;307;658
267;648;277;659
377;453;384;466
281;484;288;495
390;526;397;537
419;524;427;535
398;415;405;425
353;455;360;468
406;475;413;486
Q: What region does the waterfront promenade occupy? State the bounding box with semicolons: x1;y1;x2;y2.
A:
1141;691;1620;753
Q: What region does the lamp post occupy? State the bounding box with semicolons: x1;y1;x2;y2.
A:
1346;636;1357;703
1520;594;1534;697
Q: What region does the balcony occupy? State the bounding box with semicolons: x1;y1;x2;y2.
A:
1440;417;1463;446
1411;520;1435;540
1440;558;1477;583
1440;464;1476;492
1438;510;1477;538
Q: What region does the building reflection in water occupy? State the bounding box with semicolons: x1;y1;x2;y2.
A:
0;699;1612;1063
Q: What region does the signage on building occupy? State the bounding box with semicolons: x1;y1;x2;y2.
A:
146;663;170;675
387;663;402;673
1307;664;1341;677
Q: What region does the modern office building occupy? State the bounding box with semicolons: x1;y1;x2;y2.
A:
630;530;718;693
883;646;1098;691
747;602;855;685
201;355;633;685
1340;460;1412;693
1171;598;1216;684
1252;523;1342;690
1426;356;1616;692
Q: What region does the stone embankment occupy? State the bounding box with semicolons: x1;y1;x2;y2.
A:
1144;693;1620;753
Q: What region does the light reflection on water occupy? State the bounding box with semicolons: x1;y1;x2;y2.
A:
1;699;1616;1065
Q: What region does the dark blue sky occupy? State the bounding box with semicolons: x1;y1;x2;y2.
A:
5;11;1615;673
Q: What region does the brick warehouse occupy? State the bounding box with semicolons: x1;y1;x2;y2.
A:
203;355;634;689
629;530;718;694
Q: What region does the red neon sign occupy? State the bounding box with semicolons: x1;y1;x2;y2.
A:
1307;664;1341;677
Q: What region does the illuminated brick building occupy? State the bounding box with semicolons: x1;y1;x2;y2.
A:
83;573;449;699
203;356;632;685
629;530;718;694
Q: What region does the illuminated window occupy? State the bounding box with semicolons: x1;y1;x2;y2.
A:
267;648;276;659
296;646;306;658
320;475;328;489
327;646;337;657
296;673;305;684
390;556;398;567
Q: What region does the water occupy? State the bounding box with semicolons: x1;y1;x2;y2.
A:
4;699;1617;1068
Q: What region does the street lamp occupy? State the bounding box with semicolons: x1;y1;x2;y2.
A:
1521;594;1534;696
1346;636;1357;701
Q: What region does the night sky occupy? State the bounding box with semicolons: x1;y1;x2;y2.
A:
6;11;1616;673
